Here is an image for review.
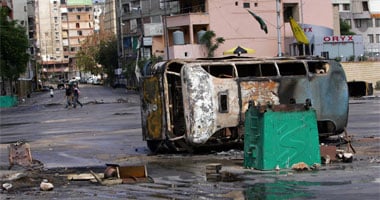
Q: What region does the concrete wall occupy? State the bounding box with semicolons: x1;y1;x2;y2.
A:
341;61;380;87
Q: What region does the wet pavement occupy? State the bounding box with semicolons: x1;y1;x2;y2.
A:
0;85;379;199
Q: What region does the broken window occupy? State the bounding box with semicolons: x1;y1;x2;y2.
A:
277;62;306;76
236;63;277;77
218;91;229;113
201;65;235;78
307;62;329;74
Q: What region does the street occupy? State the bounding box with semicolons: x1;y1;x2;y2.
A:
0;85;379;200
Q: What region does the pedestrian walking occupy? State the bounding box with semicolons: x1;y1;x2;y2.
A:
73;84;83;108
65;84;73;108
49;86;54;98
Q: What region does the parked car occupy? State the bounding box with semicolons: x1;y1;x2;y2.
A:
57;80;66;89
93;78;103;85
86;77;94;84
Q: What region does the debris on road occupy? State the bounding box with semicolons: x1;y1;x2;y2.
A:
320;145;337;164
67;173;103;181
88;164;152;186
291;162;310;171
2;183;12;191
40;179;54;191
8;141;33;169
205;163;222;182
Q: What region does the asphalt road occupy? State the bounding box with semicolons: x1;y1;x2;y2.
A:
0;85;379;200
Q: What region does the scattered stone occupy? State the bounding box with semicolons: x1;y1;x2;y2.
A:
291;162;310;171
342;153;353;163
40;179;54;191
2;183;12;191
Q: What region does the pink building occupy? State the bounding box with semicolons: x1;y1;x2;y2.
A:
163;0;336;58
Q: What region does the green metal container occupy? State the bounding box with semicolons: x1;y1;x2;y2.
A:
244;103;321;170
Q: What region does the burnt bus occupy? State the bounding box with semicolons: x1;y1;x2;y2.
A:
139;56;349;152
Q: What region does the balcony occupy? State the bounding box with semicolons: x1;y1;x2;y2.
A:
169;44;207;59
166;13;209;28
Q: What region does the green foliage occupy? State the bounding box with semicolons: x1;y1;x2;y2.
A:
76;44;98;74
0;7;30;84
96;37;118;84
199;30;225;57
340;19;355;35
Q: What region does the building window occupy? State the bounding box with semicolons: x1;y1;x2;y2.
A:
70;47;76;52
77;15;80;20
362;1;369;11
375;19;380;27
366;19;373;28
76;23;80;28
243;3;250;8
235;1;238;6
355;19;362;28
342;4;350;11
376;34;380;43
77;30;82;36
151;16;161;23
283;3;299;22
77;8;82;12
368;34;374;43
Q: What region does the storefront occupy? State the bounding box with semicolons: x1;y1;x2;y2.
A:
289;24;364;61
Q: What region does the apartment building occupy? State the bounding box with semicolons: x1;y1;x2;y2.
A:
103;0;116;34
334;0;380;59
35;0;94;81
113;0;376;62
115;0;347;60
117;0;179;64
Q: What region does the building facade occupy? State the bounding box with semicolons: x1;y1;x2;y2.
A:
115;0;340;60
334;0;380;60
113;0;379;62
35;0;94;82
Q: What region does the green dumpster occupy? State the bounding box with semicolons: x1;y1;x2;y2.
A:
0;96;18;108
244;101;321;170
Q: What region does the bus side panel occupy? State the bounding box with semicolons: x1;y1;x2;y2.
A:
140;76;164;140
239;80;280;116
278;77;311;105
309;63;349;133
181;65;240;144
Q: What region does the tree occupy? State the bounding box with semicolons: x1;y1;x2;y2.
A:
340;19;355;35
0;7;30;95
199;30;225;58
76;31;114;75
96;36;118;85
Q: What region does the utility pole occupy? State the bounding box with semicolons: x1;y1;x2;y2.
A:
276;0;282;57
163;1;169;60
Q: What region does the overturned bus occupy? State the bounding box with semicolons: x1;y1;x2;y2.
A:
139;56;349;152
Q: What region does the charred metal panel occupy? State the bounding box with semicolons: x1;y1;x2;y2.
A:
240;80;280;114
307;61;349;134
140;76;164;140
181;64;240;144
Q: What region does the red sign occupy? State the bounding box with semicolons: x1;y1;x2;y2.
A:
323;35;354;43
